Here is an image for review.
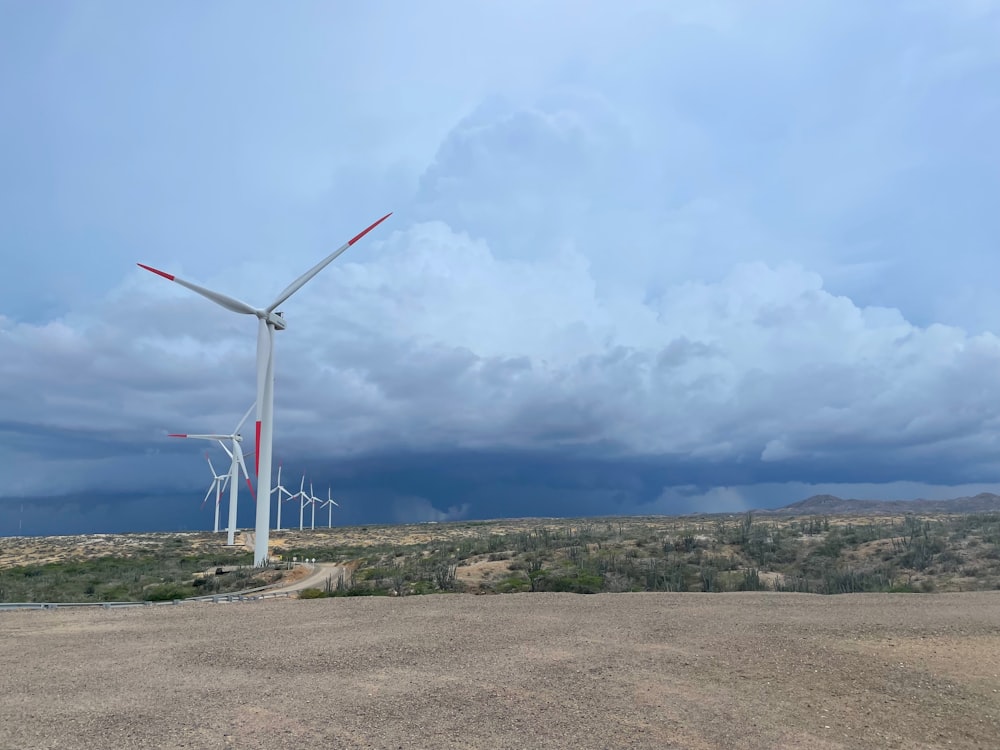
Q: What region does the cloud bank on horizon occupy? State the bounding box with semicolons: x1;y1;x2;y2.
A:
2;1;999;531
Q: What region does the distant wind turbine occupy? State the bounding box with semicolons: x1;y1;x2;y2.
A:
201;453;230;534
272;462;296;532
169;404;255;546
139;213;392;565
297;475;309;531
323;487;340;528
309;482;320;530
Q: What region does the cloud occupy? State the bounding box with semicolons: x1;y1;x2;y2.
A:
2;1;1000;529
390;496;470;525
651;486;753;515
4;218;1000;505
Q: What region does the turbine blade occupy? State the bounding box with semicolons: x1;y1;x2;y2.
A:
137;264;258;316
172;434;232;441
201;482;215;510
216;440;234;460
234;402;255;435
265;213;391;313
235;448;254;496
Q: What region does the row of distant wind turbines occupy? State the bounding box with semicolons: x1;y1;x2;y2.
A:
173;401;339;543
139;212;392;566
201;447;340;538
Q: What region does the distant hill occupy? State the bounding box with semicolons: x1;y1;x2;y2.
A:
758;492;1000;516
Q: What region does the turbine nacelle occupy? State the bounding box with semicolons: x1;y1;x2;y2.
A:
261;310;287;330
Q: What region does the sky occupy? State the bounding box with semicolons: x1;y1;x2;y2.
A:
2;0;1000;535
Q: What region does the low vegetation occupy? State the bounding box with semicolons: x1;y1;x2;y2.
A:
3;512;1000;601
279;512;1000;598
0;535;262;603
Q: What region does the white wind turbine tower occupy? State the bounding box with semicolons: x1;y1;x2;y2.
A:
272;462;296;532
297;475;309;531
169;404;255;546
139;213;392;566
309;482;321;530
201;453;230;533
324;487;340;528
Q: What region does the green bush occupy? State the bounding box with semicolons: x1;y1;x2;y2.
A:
297;587;326;599
143;584;196;601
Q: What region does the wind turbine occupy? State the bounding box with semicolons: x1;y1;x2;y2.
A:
139;213;392;565
168;404;255;546
201;453;230;533
272;462;296;532
309;482;320;530
297;475;309;531
324;487;340;528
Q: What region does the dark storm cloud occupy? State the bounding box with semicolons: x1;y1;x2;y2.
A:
2;1;1000;531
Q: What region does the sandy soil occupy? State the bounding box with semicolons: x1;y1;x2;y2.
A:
455;557;513;584
1;592;998;749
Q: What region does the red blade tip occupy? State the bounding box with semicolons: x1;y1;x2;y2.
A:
167;434;187;438
348;212;392;246
137;263;175;281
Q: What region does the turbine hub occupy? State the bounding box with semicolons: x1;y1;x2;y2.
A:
264;310;287;330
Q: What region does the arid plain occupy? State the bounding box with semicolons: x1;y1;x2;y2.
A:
2;592;999;750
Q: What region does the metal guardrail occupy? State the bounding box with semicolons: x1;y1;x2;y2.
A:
0;592;294;611
0;600;172;611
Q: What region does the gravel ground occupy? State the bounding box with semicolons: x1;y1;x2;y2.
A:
2;592;999;749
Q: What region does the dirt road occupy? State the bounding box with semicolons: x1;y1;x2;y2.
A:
265;562;345;596
2;592;998;749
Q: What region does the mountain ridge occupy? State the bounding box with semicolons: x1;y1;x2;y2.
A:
757;492;1000;515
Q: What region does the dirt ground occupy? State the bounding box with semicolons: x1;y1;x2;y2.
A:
1;592;998;750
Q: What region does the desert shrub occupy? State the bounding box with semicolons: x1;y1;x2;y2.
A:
898;538;945;571
533;572;603;594
99;584;130;601
697;562;723;592
329;586;391;597
297;587;326;599
603;572;633;593
821;567;894;594
433;563;457;591
143;583;196;601
494;575;530;593
737;568;768;591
